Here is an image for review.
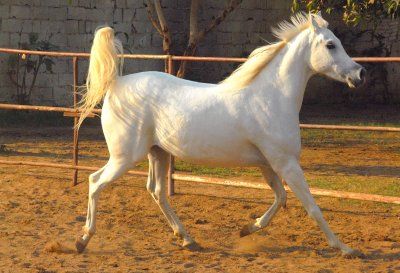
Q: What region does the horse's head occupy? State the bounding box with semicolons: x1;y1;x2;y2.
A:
307;13;366;88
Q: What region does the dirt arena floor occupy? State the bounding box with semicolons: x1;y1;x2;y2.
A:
0;126;400;272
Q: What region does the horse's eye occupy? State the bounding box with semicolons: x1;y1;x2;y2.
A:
326;41;336;50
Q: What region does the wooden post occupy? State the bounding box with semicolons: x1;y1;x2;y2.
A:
167;55;175;196
72;56;80;186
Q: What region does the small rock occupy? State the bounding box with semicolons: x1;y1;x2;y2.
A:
9;202;20;208
184;263;195;268
195;219;208;225
75;215;86;222
391;242;400;249
249;213;258;219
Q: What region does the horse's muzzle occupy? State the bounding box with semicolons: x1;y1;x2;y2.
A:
346;66;366;88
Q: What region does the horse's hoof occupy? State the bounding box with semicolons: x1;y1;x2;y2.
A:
240;224;256;237
342;248;364;259
75;237;87;254
182;241;201;251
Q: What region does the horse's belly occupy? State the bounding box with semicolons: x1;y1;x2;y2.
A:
159;138;265;167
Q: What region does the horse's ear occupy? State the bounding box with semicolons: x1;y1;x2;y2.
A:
309;13;321;32
316;11;322;18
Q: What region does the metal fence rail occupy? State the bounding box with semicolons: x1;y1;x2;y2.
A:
0;47;399;203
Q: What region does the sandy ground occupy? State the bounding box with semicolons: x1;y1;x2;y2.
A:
0;127;400;272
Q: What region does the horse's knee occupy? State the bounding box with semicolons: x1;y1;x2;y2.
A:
88;173;100;194
89;167;104;184
88;173;114;198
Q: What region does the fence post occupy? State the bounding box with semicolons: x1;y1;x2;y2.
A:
167;55;175;196
72;56;80;186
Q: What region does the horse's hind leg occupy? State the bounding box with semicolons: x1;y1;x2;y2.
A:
146;146;199;251
240;165;287;237
75;157;132;253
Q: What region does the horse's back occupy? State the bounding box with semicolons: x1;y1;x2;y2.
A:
119;71;216;93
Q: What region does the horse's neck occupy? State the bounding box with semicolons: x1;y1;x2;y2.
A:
252;32;313;115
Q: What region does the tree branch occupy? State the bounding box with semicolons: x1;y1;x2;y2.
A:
7;71;23;89
176;0;199;77
145;0;163;36
28;57;43;101
199;0;243;42
177;0;243;78
154;0;171;54
145;0;172;73
189;0;199;46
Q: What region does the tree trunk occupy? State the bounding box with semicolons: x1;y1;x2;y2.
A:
145;0;243;77
176;0;243;78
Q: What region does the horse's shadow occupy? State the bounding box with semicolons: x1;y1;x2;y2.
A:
256;246;400;261
226;244;400;260
56;239;400;263
362;248;400;261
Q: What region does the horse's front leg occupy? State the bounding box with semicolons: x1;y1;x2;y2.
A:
271;156;361;257
240;165;287;236
147;146;199;251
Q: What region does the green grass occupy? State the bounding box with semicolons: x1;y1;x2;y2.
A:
134;160;262;178
300;129;400;148
307;176;400;197
175;162;261;178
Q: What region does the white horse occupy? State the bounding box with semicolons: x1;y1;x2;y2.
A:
75;13;366;256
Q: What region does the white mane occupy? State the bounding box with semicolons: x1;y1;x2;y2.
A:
220;12;328;92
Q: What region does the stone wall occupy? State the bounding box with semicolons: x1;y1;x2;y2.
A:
0;0;167;105
0;0;399;106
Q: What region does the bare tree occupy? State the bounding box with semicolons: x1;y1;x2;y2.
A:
145;0;243;77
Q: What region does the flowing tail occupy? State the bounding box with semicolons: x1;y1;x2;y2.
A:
77;26;123;129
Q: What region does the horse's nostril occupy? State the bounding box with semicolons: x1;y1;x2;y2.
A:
360;67;366;80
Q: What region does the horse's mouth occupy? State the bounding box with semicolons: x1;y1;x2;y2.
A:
346;76;365;89
346;78;356;88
